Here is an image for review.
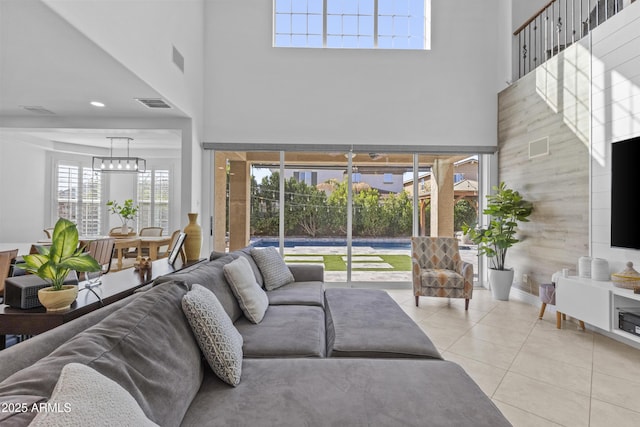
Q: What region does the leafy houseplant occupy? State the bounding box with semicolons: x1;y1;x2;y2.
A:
19;218;101;311
107;199;139;233
462;182;533;300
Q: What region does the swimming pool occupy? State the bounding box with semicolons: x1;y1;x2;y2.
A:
250;237;412;250
250;237;472;251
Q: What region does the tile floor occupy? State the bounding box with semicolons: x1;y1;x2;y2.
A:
382;287;640;427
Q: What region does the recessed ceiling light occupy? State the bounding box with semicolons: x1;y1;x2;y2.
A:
90;101;105;107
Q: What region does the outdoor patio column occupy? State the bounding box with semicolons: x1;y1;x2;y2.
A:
213;152;227;252
430;159;454;237
228;160;251;251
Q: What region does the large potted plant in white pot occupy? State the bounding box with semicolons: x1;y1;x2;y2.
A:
18;218;101;311
462;182;533;301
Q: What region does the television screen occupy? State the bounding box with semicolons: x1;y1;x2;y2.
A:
611;136;640;249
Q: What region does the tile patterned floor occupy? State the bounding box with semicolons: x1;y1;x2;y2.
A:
383;288;640;427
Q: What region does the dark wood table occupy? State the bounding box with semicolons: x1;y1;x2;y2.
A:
0;257;203;350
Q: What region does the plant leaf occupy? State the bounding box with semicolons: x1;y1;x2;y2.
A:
60;253;101;272
49;218;79;264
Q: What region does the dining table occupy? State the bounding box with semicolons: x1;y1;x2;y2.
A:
139;236;172;260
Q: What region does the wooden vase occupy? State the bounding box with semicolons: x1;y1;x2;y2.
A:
183;213;202;261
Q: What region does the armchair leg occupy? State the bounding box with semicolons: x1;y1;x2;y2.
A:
465;298;469;311
415;296;419;307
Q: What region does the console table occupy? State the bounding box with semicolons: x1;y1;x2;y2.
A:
556;275;640;345
0;257;202;350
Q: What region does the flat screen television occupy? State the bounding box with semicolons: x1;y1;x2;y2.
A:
611;135;640;249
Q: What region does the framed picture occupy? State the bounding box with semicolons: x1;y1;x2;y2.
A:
168;232;187;266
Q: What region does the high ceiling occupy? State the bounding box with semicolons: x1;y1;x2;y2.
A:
0;0;184;148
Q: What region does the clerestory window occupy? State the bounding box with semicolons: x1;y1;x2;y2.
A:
274;0;430;50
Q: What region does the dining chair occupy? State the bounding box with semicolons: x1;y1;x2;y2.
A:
43;228;54;238
139;227;163;237
0;249;19;300
86;238;116;275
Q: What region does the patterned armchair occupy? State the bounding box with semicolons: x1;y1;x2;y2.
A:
411;237;473;310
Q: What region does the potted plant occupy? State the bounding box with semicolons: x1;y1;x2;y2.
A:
462;182;533;300
18;218;101;311
107;199;139;234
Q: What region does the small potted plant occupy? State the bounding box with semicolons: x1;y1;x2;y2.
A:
18;218;101;311
462;182;533;300
106;199;139;234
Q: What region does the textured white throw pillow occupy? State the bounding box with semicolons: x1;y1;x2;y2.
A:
250;247;294;291
28;363;158;427
181;284;244;386
223;257;269;323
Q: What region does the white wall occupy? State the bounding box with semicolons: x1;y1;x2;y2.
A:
0;133;49;244
42;0;205;214
204;0;501;149
590;1;640;272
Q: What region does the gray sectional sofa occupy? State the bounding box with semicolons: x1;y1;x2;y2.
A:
0;246;511;426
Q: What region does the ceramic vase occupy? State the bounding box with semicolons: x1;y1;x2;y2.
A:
183;213;202;261
37;285;79;312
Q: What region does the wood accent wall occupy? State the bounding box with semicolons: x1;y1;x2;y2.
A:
497;43;591;296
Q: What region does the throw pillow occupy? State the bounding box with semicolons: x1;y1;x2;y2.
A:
250;247;294;291
223;257;269;323
181;284;244;386
29;363;158;427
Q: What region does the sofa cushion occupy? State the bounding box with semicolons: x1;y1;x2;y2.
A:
155;255;244;322
29;363;158;427
0;280;203;427
250;247;294;291
223;257;268;323
234;305;326;358
325;288;442;359
266;281;325;307
211;248;265;287
180;359;512;427
182;284;244;386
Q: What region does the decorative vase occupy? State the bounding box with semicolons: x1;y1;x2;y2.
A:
37;285;79;312
591;258;610;281
488;268;515;301
578;256;592;278
183;213;202;261
121;223;129;235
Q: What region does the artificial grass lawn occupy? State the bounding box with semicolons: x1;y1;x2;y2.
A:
286;254;412;272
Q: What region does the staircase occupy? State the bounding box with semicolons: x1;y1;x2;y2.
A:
514;0;628;79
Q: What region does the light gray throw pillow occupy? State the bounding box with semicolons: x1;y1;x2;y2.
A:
28;363;158;427
223;257;269;323
182;284;244;386
250;247;294;291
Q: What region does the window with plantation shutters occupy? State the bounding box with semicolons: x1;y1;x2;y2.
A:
55;162;102;235
137;169;170;234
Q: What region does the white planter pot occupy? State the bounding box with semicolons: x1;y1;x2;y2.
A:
489;268;514;301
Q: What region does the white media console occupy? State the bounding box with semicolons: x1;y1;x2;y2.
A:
557;276;640;347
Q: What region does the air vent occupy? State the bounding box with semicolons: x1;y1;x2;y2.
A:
21;105;55;115
135;98;172;109
529;137;549;159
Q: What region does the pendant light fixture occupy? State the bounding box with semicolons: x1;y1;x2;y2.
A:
92;137;146;173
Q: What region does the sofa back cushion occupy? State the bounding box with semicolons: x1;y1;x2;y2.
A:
0;280;203;427
250;247;294;291
155;255;243;322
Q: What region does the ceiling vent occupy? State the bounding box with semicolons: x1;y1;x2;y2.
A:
21;105;55;115
135;98;172;109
